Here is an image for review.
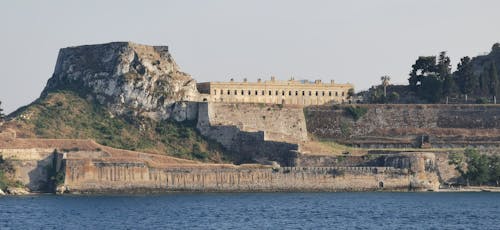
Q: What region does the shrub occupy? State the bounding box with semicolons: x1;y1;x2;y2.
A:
344;106;368;121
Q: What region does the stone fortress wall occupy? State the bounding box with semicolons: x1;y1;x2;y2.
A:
305;104;500;148
196;77;353;106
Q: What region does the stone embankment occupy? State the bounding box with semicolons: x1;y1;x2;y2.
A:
1;136;441;193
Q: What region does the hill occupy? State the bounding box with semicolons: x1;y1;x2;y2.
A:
1;42;230;162
3;91;227;162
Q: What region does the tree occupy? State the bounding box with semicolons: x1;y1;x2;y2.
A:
380;76;391;97
491;155;500;186
442;75;459;97
488;62;499;98
456;56;478;96
437;51;452;81
479;71;490;97
420;74;443;103
0;101;5;122
409;56;437;90
463;148;490;186
387;92;400;102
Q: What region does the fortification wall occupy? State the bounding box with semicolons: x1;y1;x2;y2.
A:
0;148;55;191
196;102;307;166
198;102;307;143
62;160;425;193
305;104;500;148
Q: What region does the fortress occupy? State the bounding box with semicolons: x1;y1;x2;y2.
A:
197;77;354;105
2;42;499;194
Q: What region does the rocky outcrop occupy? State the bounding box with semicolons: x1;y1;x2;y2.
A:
42;42;199;120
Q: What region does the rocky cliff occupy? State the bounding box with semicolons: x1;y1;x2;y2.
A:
42;42;198;120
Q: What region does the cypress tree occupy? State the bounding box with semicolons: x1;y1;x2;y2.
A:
489;62;499;97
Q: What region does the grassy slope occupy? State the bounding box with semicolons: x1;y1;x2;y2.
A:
5;91;228;162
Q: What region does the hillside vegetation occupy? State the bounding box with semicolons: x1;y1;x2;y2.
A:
4;91;229;162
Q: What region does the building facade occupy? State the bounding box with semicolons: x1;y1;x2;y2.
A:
197;77;354;105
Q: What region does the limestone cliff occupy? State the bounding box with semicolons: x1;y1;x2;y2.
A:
42;42;198;120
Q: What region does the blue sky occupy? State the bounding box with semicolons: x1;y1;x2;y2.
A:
1;0;500;113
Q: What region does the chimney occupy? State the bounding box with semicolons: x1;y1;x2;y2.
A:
230;78;234;82
258;78;262;83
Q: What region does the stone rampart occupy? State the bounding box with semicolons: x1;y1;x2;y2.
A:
305;104;500;148
62;160;419;193
196;102;307;166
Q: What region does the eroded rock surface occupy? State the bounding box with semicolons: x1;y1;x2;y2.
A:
42;42;198;120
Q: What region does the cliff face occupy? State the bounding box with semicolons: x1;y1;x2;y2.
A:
42;42;198;120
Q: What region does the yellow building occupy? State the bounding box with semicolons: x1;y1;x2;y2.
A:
197;77;354;105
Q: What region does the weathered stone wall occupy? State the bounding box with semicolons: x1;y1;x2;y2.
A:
305;104;500;148
196;102;307;166
198;102;308;143
0;148;55;191
62;160;422;193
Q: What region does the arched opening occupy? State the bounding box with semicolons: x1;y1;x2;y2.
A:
379;181;384;188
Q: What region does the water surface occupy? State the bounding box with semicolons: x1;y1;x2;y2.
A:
1;193;499;229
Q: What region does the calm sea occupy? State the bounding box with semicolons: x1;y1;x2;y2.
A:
1;193;499;229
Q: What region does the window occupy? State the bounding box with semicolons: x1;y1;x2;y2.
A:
282;91;285;96
234;90;237;95
248;90;251;95
342;92;345;96
315;91;318;96
302;91;305;96
214;90;217;95
288;91;291;96
255;90;258;95
228;90;230;95
335;92;338;96
220;89;223;95
275;91;278;96
262;90;265;95
329;91;332;96
309;91;312;96
322;91;325;96
269;91;272;95
241;90;244;95
295;91;298;96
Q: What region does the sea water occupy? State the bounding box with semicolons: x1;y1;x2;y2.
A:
1;192;499;229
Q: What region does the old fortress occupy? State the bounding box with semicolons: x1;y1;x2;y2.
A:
197;76;354;105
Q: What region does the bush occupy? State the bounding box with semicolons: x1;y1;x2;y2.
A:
344;106;368;121
476;97;489;104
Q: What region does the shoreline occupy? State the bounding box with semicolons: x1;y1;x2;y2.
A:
2;187;499;196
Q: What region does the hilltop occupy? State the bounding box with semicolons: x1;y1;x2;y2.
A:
2;42;227;162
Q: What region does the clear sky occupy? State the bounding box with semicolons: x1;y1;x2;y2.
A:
1;0;500;113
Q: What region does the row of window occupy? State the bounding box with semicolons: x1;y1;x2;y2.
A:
213;89;346;97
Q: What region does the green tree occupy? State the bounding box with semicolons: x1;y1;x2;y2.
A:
479;71;490;97
387;92;400;102
456;56;478;96
464;148;490;186
420;74;443;103
442;75;459;97
491;155;500;186
488;62;499;97
0;101;5;122
437;51;452;81
409;56;437;90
